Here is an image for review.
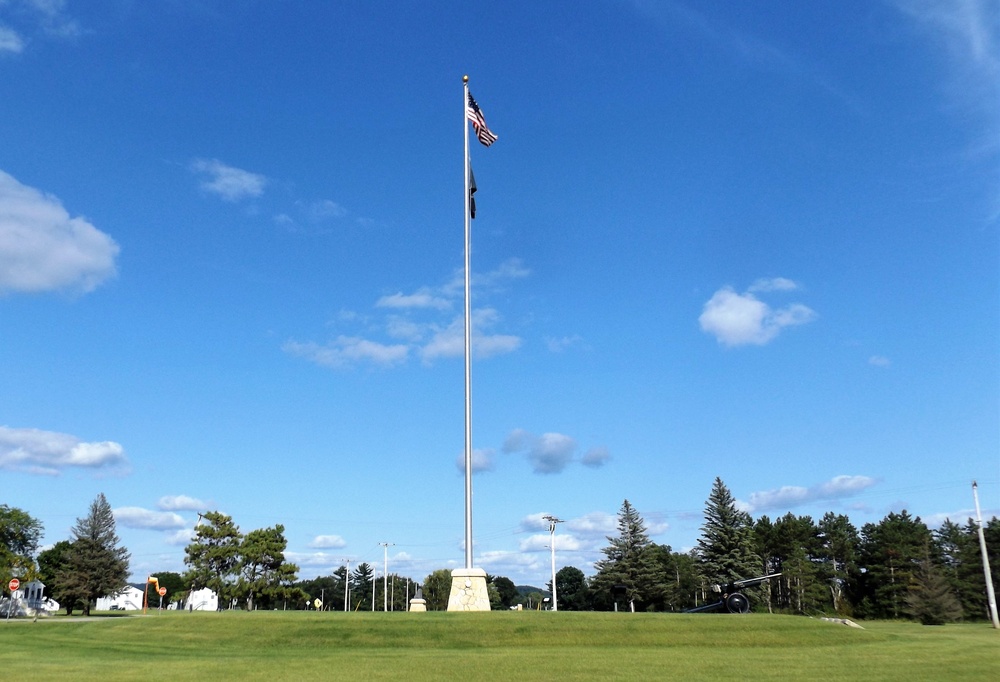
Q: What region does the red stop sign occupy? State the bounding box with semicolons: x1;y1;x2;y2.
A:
8;578;19;592
158;587;167;596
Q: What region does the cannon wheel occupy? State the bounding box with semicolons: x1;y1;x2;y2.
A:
725;592;750;614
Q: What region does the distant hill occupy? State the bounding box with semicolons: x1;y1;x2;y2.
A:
516;585;549;596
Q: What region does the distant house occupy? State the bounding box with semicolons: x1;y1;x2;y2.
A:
184;587;219;611
96;585;144;611
0;580;59;617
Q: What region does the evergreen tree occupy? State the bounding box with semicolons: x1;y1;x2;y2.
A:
237;524;298;610
906;550;963;625
591;500;661;611
183;511;242;608
352;562;375;609
59;493;130;616
856;510;931;619
817;512;859;615
696;478;759;588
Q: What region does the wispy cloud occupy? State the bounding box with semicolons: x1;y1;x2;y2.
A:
502;430;612;475
308;535;347;549
0;0;80;54
869;355;892;368
157;495;208;512
0;170;119;295
738;475;878;513
113;507;188;531
0;425;127;475
699;279;816;347
376;288;451;311
282;337;409;369
0;25;24;53
456;448;495;474
286;259;528;370
191;158;267;202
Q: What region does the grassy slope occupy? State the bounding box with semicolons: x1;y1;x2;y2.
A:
1;612;996;681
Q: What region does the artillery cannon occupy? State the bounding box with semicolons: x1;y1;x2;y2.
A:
685;572;781;614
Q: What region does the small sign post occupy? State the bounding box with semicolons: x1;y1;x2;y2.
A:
6;578;20;621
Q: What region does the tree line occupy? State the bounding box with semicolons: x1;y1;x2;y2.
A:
556;478;999;623
4;479;998;622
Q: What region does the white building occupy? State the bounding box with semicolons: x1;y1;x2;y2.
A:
184;587;219;611
0;580;59;617
96;585;145;611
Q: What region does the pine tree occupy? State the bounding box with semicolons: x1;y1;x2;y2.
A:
905;550;963;625
696;478;759;588
591;500;660;610
59;493;130;616
856;510;931;619
184;511;242;608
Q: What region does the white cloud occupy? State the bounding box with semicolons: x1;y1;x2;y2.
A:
113;507;187;531
565;512;617;537
519;533;583;552
191;158;266;202
0;170;119;295
699;282;816;347
306;199;347;220
581;446;611;468
748;277;798;292
283;337;409;369
869;355;892;367
530;433;577;474
503;429;602;475
0;425;126;475
545;335;583;352
0;26;24;53
456;448;495;474
740;475;878;513
419;309;521;362
377;289;451;311
290;260;528;370
157;495;208;512
308;535;347;549
165;529;195;546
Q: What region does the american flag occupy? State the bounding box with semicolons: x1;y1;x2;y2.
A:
467;93;497;147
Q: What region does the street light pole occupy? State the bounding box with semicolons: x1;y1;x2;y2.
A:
343;559;351;612
543;515;563;611
380;542;395;612
972;481;1000;628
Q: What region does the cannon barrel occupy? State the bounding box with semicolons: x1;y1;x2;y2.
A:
731;572;781;590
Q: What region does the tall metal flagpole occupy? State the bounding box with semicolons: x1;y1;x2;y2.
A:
462;74;474;570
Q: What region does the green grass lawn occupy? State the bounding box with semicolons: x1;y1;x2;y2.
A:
1;611;996;681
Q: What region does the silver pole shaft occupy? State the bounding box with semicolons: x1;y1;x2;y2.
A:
463;77;474;570
972;481;1000;628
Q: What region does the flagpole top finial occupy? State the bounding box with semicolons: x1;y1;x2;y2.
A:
462;74;469;83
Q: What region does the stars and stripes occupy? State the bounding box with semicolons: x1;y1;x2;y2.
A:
467;93;497;147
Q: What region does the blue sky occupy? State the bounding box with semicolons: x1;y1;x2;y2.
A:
1;1;997;587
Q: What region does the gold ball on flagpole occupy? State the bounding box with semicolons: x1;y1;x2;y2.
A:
462;75;469;83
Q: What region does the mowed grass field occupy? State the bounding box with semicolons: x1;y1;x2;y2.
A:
1;611;996;681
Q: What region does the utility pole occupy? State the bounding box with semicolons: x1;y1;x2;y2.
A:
380;543;395;612
543;515;564;611
972;481;1000;628
343;559;351;612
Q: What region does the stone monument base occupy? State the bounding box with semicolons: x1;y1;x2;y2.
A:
446;568;491;611
409;598;426;612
